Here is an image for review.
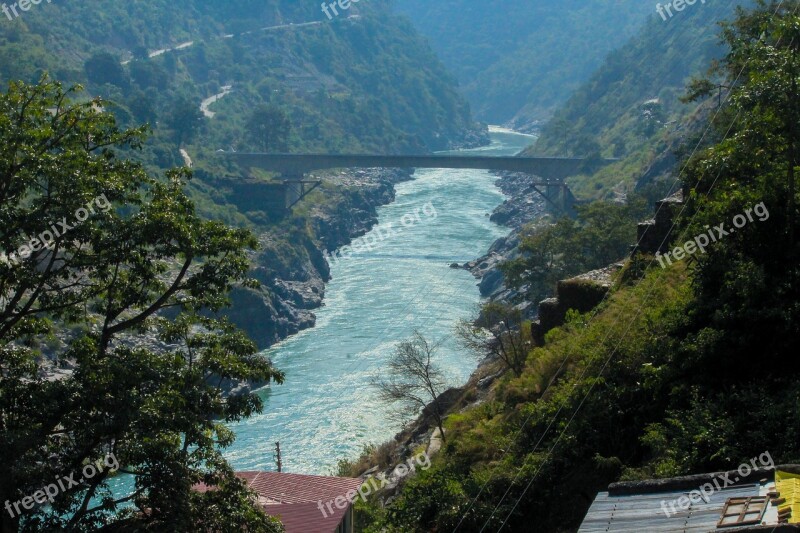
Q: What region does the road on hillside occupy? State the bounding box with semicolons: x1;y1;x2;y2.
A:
121;19;335;65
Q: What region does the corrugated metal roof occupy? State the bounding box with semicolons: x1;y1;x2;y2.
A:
580;484;761;532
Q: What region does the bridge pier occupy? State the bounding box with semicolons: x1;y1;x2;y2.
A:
282;174;322;209
530;181;577;217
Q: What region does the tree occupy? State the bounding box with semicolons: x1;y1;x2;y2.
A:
128;90;157;125
686;0;800;243
166;95;204;147
131;45;150;61
246;104;291;152
457;302;532;377
500;200;645;306
129;60;169;91
373;332;448;442
0;79;283;532
84;52;129;90
639;99;665;137
572;133;601;157
673;0;800;380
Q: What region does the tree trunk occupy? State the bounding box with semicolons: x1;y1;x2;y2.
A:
789;46;797;245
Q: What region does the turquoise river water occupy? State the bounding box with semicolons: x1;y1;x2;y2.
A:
225;128;535;475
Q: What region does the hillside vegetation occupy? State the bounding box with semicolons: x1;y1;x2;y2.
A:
394;0;652;126
1;0;482;166
527;1;744;199
1;0;485;289
351;2;800;530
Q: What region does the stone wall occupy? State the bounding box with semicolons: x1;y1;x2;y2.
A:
634;190;684;254
531;265;621;344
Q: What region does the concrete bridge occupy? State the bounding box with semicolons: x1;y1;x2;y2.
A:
226;153;596;181
223;153;614;215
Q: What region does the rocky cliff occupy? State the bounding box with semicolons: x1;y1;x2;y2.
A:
222;168;413;349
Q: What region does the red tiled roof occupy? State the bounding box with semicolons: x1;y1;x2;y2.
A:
196;472;363;533
265;501;347;533
238;471;363;505
241;472;362;533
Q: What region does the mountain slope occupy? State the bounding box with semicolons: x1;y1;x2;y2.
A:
527;1;746;199
0;0;483;156
1;1;488;352
393;0;652;126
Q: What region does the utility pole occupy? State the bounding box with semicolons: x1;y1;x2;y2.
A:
275;442;282;473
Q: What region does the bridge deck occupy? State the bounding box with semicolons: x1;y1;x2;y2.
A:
224;153;603;181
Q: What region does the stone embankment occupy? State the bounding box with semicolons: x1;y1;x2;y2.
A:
532;265;621;343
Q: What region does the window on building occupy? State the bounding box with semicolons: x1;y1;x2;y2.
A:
717;496;768;528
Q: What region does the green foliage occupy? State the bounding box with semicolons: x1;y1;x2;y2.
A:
371;3;800;531
395;0;652;123
674;0;800;366
457;302;532;377
0;0;482;159
165;95;203;146
528;1;741;199
533;4;734;155
0;79;283;532
500;199;648;305
655;0;800;471
84;53;129;90
377;265;693;531
2;0;487;231
246;104;291;152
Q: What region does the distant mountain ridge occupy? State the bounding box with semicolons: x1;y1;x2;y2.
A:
393;0;653;126
528;1;747;199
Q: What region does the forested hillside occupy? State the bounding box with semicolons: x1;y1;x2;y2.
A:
528;1;745;198
394;0;651;126
0;0;482;164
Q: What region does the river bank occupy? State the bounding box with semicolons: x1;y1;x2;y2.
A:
461;168;552;316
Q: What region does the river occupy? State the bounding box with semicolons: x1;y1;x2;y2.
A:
225;127;535;475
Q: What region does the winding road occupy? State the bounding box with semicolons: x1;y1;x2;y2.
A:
121;18;335;65
200;85;233;119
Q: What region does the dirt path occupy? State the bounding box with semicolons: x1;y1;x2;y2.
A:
122;19;331;65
